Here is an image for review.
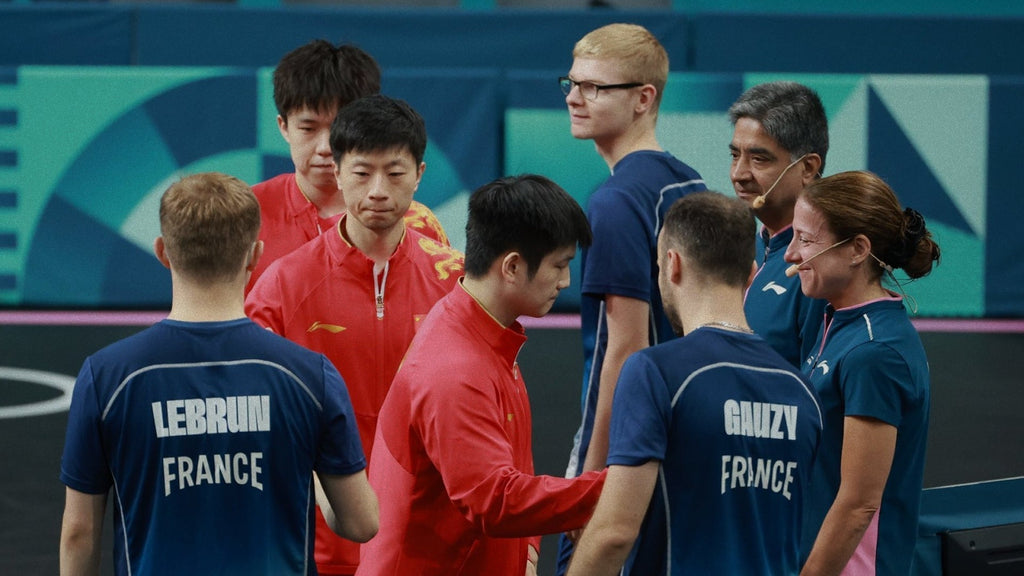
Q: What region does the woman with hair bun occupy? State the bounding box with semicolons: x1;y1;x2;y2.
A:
784;170;940;576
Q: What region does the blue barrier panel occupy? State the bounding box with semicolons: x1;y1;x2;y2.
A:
0;6;134;66
132;7;690;70
690;13;1024;75
0;65;1009;314
674;0;1024;17
986;77;1024;318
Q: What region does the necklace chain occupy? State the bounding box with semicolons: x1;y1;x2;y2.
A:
700;321;755;334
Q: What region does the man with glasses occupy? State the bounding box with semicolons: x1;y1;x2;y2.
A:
555;22;707;574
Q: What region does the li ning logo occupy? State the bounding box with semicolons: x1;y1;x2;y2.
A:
762;281;787;295
308;321;346;334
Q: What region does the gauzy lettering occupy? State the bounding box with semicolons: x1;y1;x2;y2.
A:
723;399;798;440
152;395;270;438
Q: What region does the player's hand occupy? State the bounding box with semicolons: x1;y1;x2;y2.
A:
525;545;538;576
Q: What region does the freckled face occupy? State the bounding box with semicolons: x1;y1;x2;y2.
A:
564;58;640;144
784;197;852;303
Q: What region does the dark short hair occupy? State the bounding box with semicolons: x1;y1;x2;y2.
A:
272;40;380;121
661;191;756;287
329;94;427;165
465;174;592;278
729;81;829;174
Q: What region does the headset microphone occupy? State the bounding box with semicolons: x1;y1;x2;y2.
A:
785;237;852;278
751;154;808;209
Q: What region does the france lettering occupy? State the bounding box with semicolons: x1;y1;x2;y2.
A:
162;452;264;496
152;395;271;496
720;455;798;501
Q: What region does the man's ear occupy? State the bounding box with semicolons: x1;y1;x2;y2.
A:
276;114;289;142
800;153;824;186
664;248;684;285
500;251;523;284
635;84;658;115
246;240;264;273
414;161;426;193
154;237;171;270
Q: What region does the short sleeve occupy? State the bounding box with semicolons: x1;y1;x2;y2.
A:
840;343;912;427
581;188;653;302
316;357;366;475
607;352;671;466
59;358;113;494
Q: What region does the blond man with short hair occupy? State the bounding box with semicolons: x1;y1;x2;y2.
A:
555;22;708;572
60;173;377;576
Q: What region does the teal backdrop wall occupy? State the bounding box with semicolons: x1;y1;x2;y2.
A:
1;6;1022;316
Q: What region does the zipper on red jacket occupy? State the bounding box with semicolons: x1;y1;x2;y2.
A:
373;262;389;319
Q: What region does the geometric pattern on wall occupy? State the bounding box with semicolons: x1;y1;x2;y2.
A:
21;73;258;307
509;72;989;316
1;67;489;307
0;67;1004;316
738;73;983;316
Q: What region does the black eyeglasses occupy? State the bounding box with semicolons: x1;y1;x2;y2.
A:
559;76;644;101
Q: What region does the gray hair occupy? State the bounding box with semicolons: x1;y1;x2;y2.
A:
729;81;829;174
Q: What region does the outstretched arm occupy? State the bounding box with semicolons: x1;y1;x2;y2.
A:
567;461;658;576
316;470;379;543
